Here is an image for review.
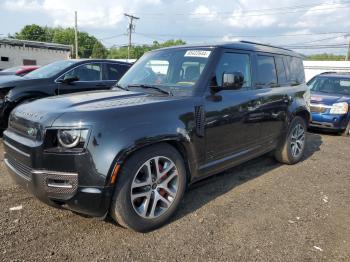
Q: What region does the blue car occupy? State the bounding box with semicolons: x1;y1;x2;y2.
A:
307;72;350;136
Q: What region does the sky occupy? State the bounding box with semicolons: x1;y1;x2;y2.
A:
0;0;350;55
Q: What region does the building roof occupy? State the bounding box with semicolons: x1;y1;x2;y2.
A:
154;40;302;57
0;38;71;52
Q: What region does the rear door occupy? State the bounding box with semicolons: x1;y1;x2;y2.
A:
57;63;104;94
253;53;290;143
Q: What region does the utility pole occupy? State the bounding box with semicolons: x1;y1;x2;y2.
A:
346;35;350;61
124;13;139;60
74;11;79;59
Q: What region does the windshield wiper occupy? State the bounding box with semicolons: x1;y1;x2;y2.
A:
127;84;172;96
114;84;129;91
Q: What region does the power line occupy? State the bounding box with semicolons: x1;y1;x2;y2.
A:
136;1;350;15
135;2;350;19
98;33;126;40
284;44;349;49
134;31;350;40
285;35;349;46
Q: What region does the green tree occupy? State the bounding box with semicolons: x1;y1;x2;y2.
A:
108;39;186;59
15;24;105;58
108;46;129;59
51;28;99;58
91;41;108;58
15;24;48;42
306;53;346;61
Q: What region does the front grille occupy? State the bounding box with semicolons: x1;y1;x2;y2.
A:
5;155;78;197
310;105;327;113
6;155;33;181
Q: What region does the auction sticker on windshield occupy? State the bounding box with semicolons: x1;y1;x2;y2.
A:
184;50;211;58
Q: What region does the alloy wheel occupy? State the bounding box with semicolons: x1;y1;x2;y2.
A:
130;156;178;219
290;123;305;158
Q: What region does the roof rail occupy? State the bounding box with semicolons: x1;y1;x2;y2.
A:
239;40;293;52
320;71;338;75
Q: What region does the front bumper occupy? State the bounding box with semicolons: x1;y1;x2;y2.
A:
310;112;348;131
3;131;113;218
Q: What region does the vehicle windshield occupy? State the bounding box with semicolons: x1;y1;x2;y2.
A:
308;76;350;96
24;60;76;79
117;48;213;95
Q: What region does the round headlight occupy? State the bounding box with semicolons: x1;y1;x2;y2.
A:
57;129;81;148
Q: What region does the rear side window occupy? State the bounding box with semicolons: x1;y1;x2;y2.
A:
256;55;278;88
105;64;129;80
284;56;305;85
215;52;251;87
275;56;287;85
65;63;102;81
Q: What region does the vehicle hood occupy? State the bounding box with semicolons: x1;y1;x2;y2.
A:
310;91;350;105
0;72;14;76
10;90;183;129
0;75;49;88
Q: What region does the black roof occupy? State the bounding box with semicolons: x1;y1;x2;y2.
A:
318;72;350;78
71;59;132;66
155;40;302;58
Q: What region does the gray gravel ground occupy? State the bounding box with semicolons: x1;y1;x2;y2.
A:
0;132;349;262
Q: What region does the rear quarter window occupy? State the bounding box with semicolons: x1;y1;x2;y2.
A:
256;55;278;88
284;56;305;85
275;56;287;85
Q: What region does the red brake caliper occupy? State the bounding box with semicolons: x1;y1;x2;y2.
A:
158;162;167;197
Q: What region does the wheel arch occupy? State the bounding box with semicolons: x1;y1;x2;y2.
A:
4;91;47;115
295;108;311;126
106;138;195;188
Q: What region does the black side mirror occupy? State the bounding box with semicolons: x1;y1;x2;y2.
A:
58;75;79;84
222;72;244;90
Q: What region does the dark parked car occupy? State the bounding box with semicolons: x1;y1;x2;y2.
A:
0;59;132;130
0;66;39;76
308;72;350;136
3;41;310;232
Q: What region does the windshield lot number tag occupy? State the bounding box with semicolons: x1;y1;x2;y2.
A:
185;50;211;58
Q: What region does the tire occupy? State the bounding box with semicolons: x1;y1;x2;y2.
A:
274;116;307;165
110;143;187;232
341;121;350;137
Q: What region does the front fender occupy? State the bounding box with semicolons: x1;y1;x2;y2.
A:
86;120;196;186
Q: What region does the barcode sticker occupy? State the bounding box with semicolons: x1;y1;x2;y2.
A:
184;50;211;58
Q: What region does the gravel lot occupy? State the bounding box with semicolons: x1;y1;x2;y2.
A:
0;132;349;262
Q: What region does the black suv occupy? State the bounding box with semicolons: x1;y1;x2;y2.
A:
0;59;131;130
3;41;310;232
